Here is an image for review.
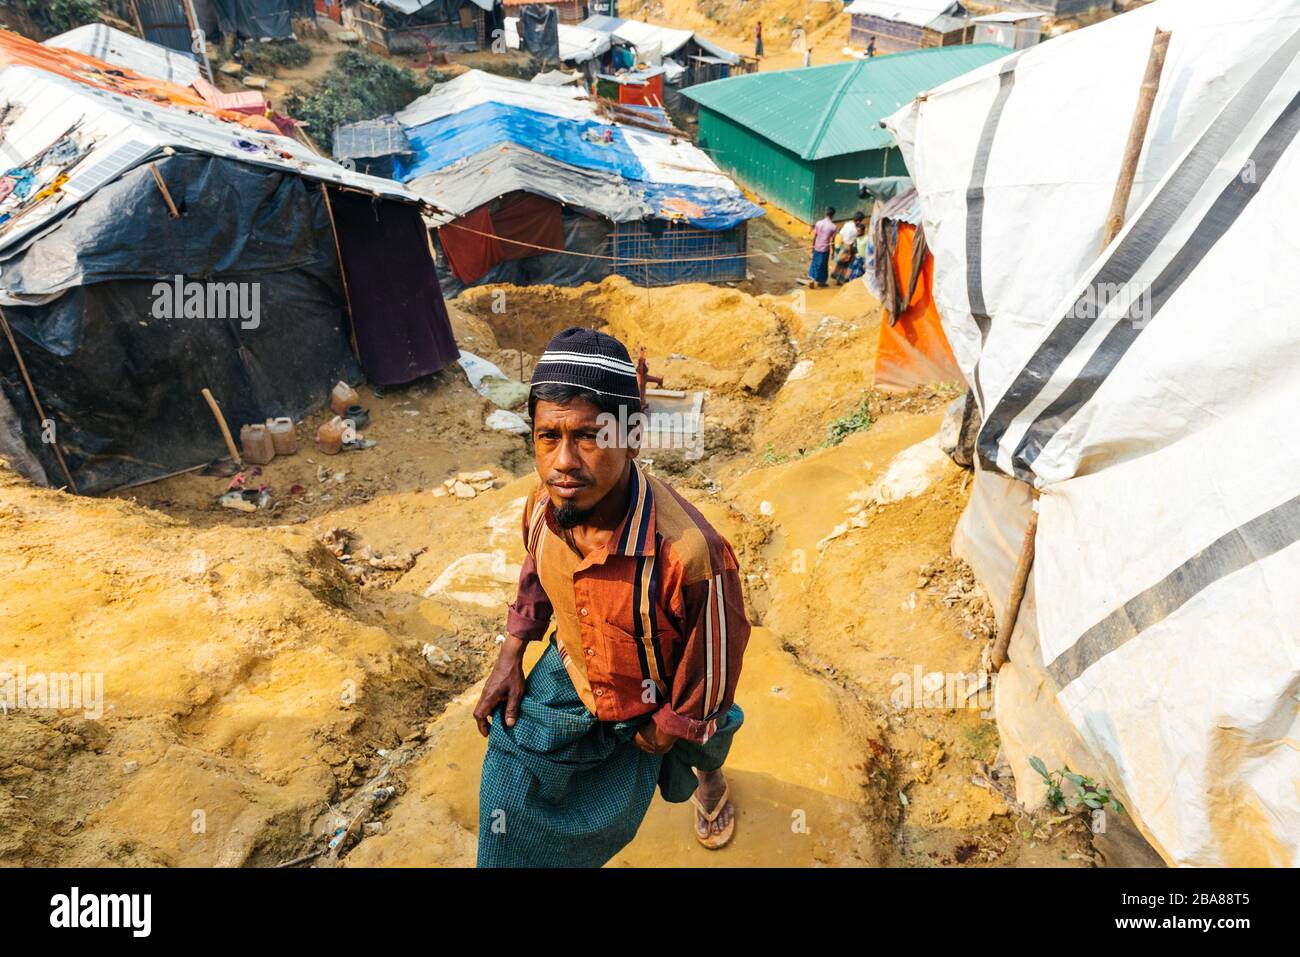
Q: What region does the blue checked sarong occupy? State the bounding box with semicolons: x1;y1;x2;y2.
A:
808;248;830;284
477;640;743;868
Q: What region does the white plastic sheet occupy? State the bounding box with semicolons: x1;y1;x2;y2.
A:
889;0;1300;865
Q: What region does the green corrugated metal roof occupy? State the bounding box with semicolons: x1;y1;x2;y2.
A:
682;45;1009;161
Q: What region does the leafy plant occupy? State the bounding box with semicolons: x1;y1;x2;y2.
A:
239;39;312;77
824;397;874;446
284;51;427;136
20;0;104;35
761;443;788;466
1028;755;1124;816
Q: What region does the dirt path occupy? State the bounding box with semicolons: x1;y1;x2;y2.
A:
1;274;1096;868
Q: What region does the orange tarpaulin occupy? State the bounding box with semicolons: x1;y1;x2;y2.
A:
0;28;280;134
873;220;963;393
618;73;664;107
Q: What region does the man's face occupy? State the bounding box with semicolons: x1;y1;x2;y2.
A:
533;398;636;520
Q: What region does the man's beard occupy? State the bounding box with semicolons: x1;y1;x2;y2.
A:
555;501;595;529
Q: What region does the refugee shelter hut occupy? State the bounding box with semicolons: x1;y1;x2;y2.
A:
1020;0;1112;16
45;23;205;84
682;46;1006;222
887;0;1300;866
575;14;748;106
502;0;587;26
0;30;456;495
969;11;1046;50
342;0;493;54
844;0;972;54
392;70;762;291
128;0;204;54
209;0;298;39
857;182;961;392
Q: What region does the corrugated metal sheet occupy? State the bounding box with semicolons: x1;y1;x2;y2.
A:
842;0;963;29
682;44;1008;161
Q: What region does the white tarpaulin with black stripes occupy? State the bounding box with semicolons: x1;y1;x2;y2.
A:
888;0;1300;866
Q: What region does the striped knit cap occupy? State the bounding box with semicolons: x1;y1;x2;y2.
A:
530;327;641;401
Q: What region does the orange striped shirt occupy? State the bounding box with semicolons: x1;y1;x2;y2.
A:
507;464;750;744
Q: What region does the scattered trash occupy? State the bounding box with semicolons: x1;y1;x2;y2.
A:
341;438;378;451
219;491;256;512
786;359;814;382
344;405;369;429
486;409;529;434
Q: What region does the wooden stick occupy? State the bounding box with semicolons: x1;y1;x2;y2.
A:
992;29;1170;673
129;0;146;38
990;498;1037;671
149;163;180;218
1102;27;1171;248
0;306;78;492
319;183;360;361
200;388;242;467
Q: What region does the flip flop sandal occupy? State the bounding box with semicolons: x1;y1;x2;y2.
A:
690;783;735;850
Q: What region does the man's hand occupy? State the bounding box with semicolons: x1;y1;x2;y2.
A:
633;721;678;755
473;636;528;737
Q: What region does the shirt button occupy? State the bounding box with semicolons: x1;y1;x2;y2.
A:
585;648;595;656
579;607;589;617
594;688;604;697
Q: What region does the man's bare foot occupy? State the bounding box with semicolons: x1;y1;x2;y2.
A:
692;768;735;848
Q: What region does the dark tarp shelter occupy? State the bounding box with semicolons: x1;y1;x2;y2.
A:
0;155;455;494
519;4;560;61
0;47;457;495
210;0;297;39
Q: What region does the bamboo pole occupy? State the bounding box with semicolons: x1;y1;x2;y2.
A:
990;494;1037;671
150;163;180;218
1102;27;1171;248
0;306;78;492
992;27;1171;673
319;183;360;361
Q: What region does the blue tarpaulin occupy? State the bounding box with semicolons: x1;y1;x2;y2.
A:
396;101;646;182
396;100;762;230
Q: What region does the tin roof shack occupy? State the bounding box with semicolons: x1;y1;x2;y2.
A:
844;0;972;54
682;45;1007;222
393;70;762;291
969;11;1046;51
503;0;587;26
0;30;456;494
342;0;493;54
573;15;751;107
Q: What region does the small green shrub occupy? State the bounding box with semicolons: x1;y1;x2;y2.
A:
824;397;874;446
284;50;426;135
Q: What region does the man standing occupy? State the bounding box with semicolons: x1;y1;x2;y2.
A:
803;46;812;67
807;206;837;288
474;328;750;867
866;35;876;57
755;21;764;58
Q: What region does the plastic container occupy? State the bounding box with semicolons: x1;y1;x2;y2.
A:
265;416;297;455
316;415;346;455
240;423;276;465
344;404;369;429
330;381;359;415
